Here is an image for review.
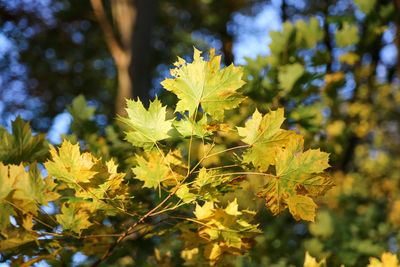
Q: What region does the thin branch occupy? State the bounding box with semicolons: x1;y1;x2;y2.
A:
186;105;201;176
90;184;181;267
204;144;250;159
3;199;58;232
188;141;215;176
193;163;244;173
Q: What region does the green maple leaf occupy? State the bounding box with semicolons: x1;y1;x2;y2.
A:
67;94;96;122
0;116;48;164
278;63;304;92
131;151;172;189
176;184;197;203
173;115;212;138
257;135;333;222
119;97;173;149
238;109;296;171
45;140;98;184
161;48;246;121
56;204;92;235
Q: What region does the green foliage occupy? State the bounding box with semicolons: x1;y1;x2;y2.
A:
335;23;359;47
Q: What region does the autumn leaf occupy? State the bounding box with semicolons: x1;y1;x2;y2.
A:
13;164;59;207
173;115;212;138
0;202;14;234
161;48;246;121
0;225;37;252
176;184;197;203
287;195;317;222
303;251;327;267
119;97;173;149
367;252;400;267
0;116;48;164
257;135;333;222
237;108;296;171
45;140;98;184
56;203;92;235
0;163;59;231
182;199;259;265
132;150;182;189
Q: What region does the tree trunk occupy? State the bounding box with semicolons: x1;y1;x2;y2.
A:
130;0;157;107
111;0;156;114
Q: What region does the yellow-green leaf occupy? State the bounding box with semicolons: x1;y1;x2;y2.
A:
238;109;295;171
304;251;327;267
287;195;317;222
45;140;98;184
56;204;92;235
257;135;332;221
132;151;172;189
0;116;48;164
161;48;246;121
367;252;400;267
119;97;173;149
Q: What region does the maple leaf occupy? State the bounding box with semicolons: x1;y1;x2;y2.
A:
367;252;400;267
45;140;98;184
183;199;260;265
13;164;60;208
173;115;212;138
132;150;182;189
56;203;92;235
176;184;197;203
237;109;296;171
303;251;327;267
0;202;14;233
161;48;246;121
97;160;127;196
194;168;240;201
0;225;37;252
257;135;333;222
0;163;16;200
119;97;173;149
287;195;317;222
0;116;48;164
0;163;59;230
194;201;215;220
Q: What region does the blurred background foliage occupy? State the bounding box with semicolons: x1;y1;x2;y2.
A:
1;0;400;266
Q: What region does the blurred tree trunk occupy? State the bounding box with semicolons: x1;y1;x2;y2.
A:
91;0;156;115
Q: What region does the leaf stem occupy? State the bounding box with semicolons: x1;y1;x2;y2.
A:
186;104;200;176
204;144;250;159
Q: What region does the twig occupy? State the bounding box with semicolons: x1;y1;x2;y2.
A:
90;185;181;267
204;144;250;159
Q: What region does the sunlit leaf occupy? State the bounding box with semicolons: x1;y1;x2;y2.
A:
161;48;246;120
119;97;173;149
